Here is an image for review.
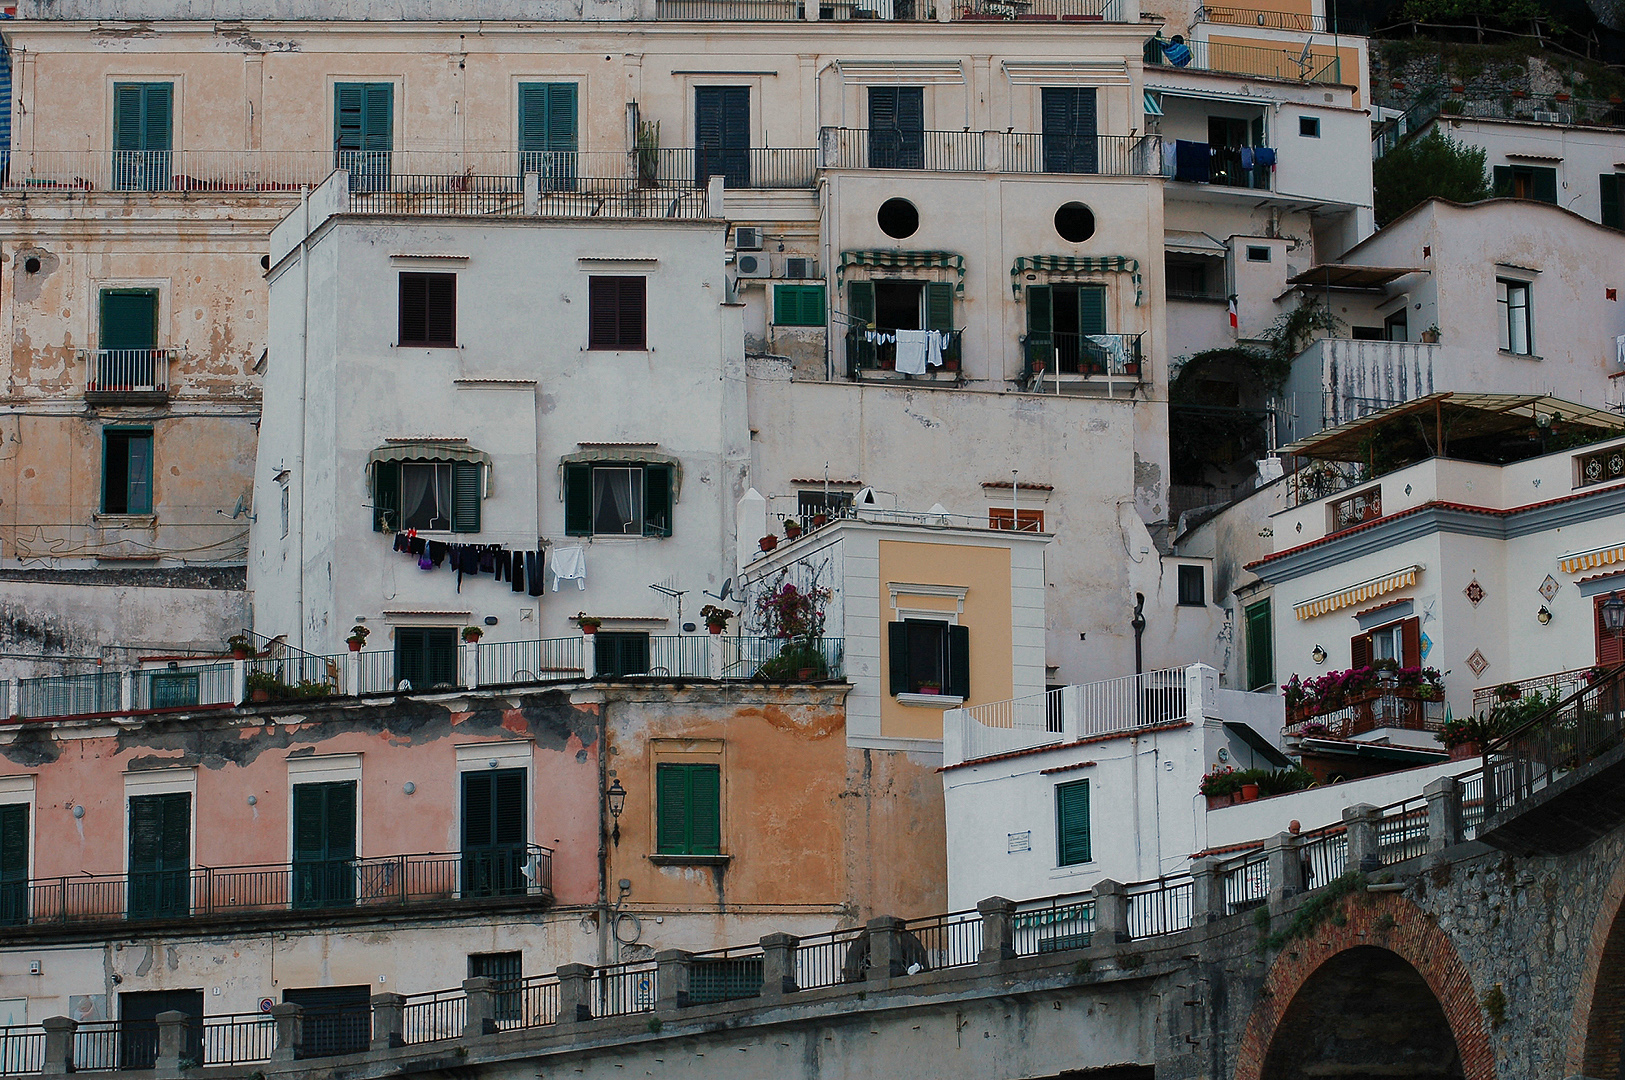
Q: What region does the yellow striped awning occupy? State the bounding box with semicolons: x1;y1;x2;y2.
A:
1293;565;1423;621
1559;542;1625;575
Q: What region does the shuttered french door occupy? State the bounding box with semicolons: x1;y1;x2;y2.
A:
292;781;357;909
334;82;393;191
462;768;527;896
868;87;924;170
695;87;750;189
1041;88;1098;174
128;792;190;920
519;82;578;191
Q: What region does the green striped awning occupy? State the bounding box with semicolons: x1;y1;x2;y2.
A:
1011;254;1143;306
837;250;966;294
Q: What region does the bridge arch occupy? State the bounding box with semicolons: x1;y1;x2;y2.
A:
1235;892;1493;1080
1569;846;1625;1077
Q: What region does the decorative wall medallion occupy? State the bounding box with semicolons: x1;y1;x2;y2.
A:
1539;574;1560;602
1419;631;1433;660
1464;578;1486;607
1466;649;1489;677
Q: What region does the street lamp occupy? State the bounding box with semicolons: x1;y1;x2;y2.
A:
606;779;627;847
1603;593;1625;637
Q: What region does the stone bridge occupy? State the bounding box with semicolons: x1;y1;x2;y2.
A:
26;745;1623;1080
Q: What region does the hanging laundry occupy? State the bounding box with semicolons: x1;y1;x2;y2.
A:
418;551;434;571
550;544;587;591
863;330;896;345
494;549;511;583
1253;146;1276;167
894;329;930;375
511;553;526;593
1162;139;1177;178
393;533;409;553
428;541;448;567
408;536;427;555
1239;146;1254;170
926;329;946;368
1174;140;1210;183
479;548;497;575
527;550;546;598
1163;35;1192;66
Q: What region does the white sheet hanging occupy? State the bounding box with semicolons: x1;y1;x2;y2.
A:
549;544;587;591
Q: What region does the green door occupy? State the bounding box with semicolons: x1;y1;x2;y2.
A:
0;804;26;926
128;792;190;919
519;82;578;191
462;769;527;896
1245;599;1274;690
292;781;356;908
334;82;393;191
112;83;172;192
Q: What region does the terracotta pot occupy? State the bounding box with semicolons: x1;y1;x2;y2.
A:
1240;783;1260;801
580;625;599;635
1448;741;1481;761
798;668;818;681
348;641;363;652
708;624;726;635
812;514;830;528
784;525;802;539
231;649;249;661
463;635;482;644
1206;793;1234;810
251;689;270;703
759;535;778;552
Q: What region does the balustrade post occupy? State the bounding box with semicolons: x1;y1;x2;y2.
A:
708;634;724;680
976;896;1016;965
343;651;359;696
371;993;406;1050
706;175;725;219
555;964;594;1024
982;131;1002;173
461;642;479;690
462;977;498;1037
7;676;19;719
523;172;540;215
41;1016;76;1075
1343;803;1383;873
154;1011;188;1077
1266;831;1304;904
1060;684;1081;739
231;660;246;705
121;671;135;714
1091;879;1130;944
655;950;693;1010
864;916;904;986
270;1002;303;1062
581;635;597;679
1425;775;1464;853
1190;857;1226;925
399;854;409;905
758;933;799;998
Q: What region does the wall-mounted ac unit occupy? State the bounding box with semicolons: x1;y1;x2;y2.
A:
735;252;771;278
734;226;763;251
776;255;819;279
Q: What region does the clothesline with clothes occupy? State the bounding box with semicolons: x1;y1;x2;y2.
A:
1165;140;1276;185
861;327;960;375
389;532;589;594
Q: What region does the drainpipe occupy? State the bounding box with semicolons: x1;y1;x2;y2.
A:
294;186;311;652
596;703;610;969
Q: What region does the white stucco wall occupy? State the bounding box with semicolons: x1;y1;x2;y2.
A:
1423;116;1625;229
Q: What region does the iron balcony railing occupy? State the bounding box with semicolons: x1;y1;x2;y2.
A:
997;132;1162;175
1148;37;1342;84
1471;667;1596;717
80;349;178;396
656;0;938;17
346;173;711;219
955;668;1188;763
819;128;1161;175
0;845;552;931
956;0;1123;19
819;127;986;171
1022;331;1143;378
651;146;819;189
1194;4;1332;31
1484;662;1625;818
845;326;962;375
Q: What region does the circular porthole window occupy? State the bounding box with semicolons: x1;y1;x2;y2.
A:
1054;202;1096;243
877;198;920;240
22;256;41;274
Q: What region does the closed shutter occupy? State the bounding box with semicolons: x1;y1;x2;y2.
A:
655;763;720;856
1026;284;1054;371
395;627;425;687
1532;167;1558;204
1244;599;1273;690
395;627;456;688
100;290;159;351
1041;88;1097;173
491;769;526;847
335;82;393;153
694;87;750;188
617;278;646;349
588;277;646;350
113;83;172;191
451;462;482;534
128;792;189;919
947;624;970;699
643;464;673;537
656;763;688;854
463;771;494;848
373;460;400;533
114;84;146;152
425;274;456;346
1493;166;1513;197
399;273;426;344
1597;597;1625;668
847;280;876;374
1350;632;1373;670
293;781;356;908
563;463;594;535
887;621;911;695
1077;286;1107;336
868;87;923;169
0;803;27;925
774;284;825;326
1602;174;1623;230
895;87;924;168
1400;617;1422;669
518;83;577;153
126;433;153;516
1055;780;1091;866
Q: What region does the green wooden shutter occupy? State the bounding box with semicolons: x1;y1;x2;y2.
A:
848;280;874;326
395;626;425;687
101;290;159;351
518;83;577;153
926;282;958;365
335;83;393;152
1602;174;1622;229
1244;599;1273;690
1532;166;1557;204
292;784;328;864
687;765;721;856
775;285;825;327
463;771;493;848
424;627;458;686
114;84;145;151
656;763;688;854
143;84;173;152
0;803;25;925
643;464;673;537
1078;286;1107;336
887;621;911;695
373;460;400;533
1026;284;1054;371
451;462;482;534
491;769;526;847
1493;166;1513;197
1056;780;1091;866
563;463;594;535
947;624;970;700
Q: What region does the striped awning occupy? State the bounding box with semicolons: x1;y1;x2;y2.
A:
1010;255;1143;306
1293;565;1422;621
1559;542;1625;575
838;250;965;294
1143;90;1164;117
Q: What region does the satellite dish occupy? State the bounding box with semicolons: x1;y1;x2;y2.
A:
703;578;734;602
1297;40;1313;65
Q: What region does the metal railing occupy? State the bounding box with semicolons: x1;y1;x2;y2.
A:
1221;848;1270;914
1459;770;1485;840
902;909;983;970
1149;37;1342;83
957;0;1123;18
844;326;963;374
347;174;711;220
475;637;586;685
200;1014;277;1066
646;635;713;678
652;146;819;188
592;961;658;1018
1471;667;1594;717
683;942;768;1005
819;128;986;171
956;668;1188;763
1484;662;1625;818
1286;690;1446;740
131;664;237;712
80;349;177;396
1376;795;1429;865
1023;331;1143;378
15;671;121;719
0;1027;44;1075
72;1023;154;1072
1195;5;1331;30
791;924;872;990
1012;893;1096;954
1299;824;1347;890
1286;459;1369;509
1126;877;1192;938
0;846;552;930
2;148;331;193
401;988;467;1045
514;975;562;1028
998;133;1162;175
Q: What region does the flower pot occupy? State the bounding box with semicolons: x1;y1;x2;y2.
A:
232;649;249;660
918;686;941;695
1240;783;1260;801
1448;741;1481;761
812;514;830;528
1206;793;1234;810
580;625;599;635
759;535;778;552
1555;93;1571;101
798;667;818;681
348;640;363;652
707;624;726;635
1420;329;1439;343
251;689;270;703
462;635;482;644
784;526;802;540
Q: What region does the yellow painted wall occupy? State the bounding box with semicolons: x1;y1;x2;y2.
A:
1206;35;1358;106
877;539;1014;741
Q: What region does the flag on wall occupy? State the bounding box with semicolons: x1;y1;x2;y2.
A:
1228;297;1239;330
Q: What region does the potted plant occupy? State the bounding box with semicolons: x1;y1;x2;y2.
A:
700;605;733;635
346;625;370;652
462;626;484;644
1420;325;1441;343
245;672;281;703
759;534;779;553
917;680;942;695
1239;780;1261;801
227;633;255;660
1200;767;1239;808
1496;682;1522;703
811;512;830;529
783;517;803;540
573;613;603;635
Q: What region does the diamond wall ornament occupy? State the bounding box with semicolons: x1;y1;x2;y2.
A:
1419;631;1433;660
1464;578;1486;607
1466;649;1489;677
1539;574;1560;602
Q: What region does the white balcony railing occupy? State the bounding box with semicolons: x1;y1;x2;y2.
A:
81;349;177;395
949;667;1189;764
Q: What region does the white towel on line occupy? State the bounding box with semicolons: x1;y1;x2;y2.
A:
549;544;587;591
894;329;931;375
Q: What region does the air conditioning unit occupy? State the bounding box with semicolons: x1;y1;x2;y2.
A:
735;252;771;278
734;226;763;251
776;255;818;279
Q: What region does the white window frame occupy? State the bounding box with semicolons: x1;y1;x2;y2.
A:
1498;277;1534;355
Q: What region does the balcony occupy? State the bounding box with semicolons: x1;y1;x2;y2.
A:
1471;666;1595;716
1022;332;1142;379
948;668;1190;764
818;128;1162;176
1193;4;1333;31
81;348;176;403
1284;668;1446;741
0;846;553;934
1147;37;1342;84
651;0;1122;17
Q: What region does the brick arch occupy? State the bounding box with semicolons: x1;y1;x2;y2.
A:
1567;849;1625;1077
1234;892;1494;1080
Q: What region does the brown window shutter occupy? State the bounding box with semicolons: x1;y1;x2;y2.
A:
1401;617;1421;668
399;273;428;344
425;273;456;346
1596;597;1625;668
618;277;646;349
588;276;619;349
1350;632;1373;670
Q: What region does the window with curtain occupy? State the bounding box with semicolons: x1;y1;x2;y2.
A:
593;466;644;535
563;461;675;537
371;459;482;533
1497;278;1533;355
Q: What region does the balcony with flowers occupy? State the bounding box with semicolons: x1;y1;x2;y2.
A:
1282;661;1446;741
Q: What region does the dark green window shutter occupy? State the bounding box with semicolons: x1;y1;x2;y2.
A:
396;627;455;688
656;763;688;854
848;280;875;326
1056;780;1091;866
128;791;190;917
451;462;482;534
492;769;526;847
113;83;172;152
926;282;958;365
774;284;825;327
1493;166;1513;197
373;461;400;533
694;86;750;187
0;803;25;925
395;627;424;686
887;621;911;695
947;624;970;699
101;290;158;351
1026;284;1054;370
1532;166;1557;204
335;82;393;153
463;771;494;847
518;83;578;153
1602;174;1622;229
643;464;674;537
1041;87;1097;173
1077;286;1107;336
687;765;721;855
1245;599;1273;691
563;463;594;535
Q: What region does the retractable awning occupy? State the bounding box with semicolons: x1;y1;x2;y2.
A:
1010;254;1143;305
1293;565;1422;621
1559;542;1625;576
560;447;684;499
838;250;966;293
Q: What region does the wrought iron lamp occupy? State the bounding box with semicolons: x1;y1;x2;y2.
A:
606;779;627;847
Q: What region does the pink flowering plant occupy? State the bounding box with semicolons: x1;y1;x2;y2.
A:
1286;661;1444;717
753;575;834;681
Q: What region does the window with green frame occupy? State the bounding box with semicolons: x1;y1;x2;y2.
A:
1244;598;1274;691
1602;173;1623;230
103;428;153;515
563;461;675;537
773;284;826;327
656;762;721;856
1055;779;1091;867
371;460;482;533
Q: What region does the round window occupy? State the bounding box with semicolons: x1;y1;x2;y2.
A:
877;198;920;240
1054;202;1096;243
22;256;41;274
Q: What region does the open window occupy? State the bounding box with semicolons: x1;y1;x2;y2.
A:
846;278;958;371
562;455;678;537
1350;616;1419;669
371;458;483;533
887;619;969;700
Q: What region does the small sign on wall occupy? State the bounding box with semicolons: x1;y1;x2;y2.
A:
1007;831;1032;854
